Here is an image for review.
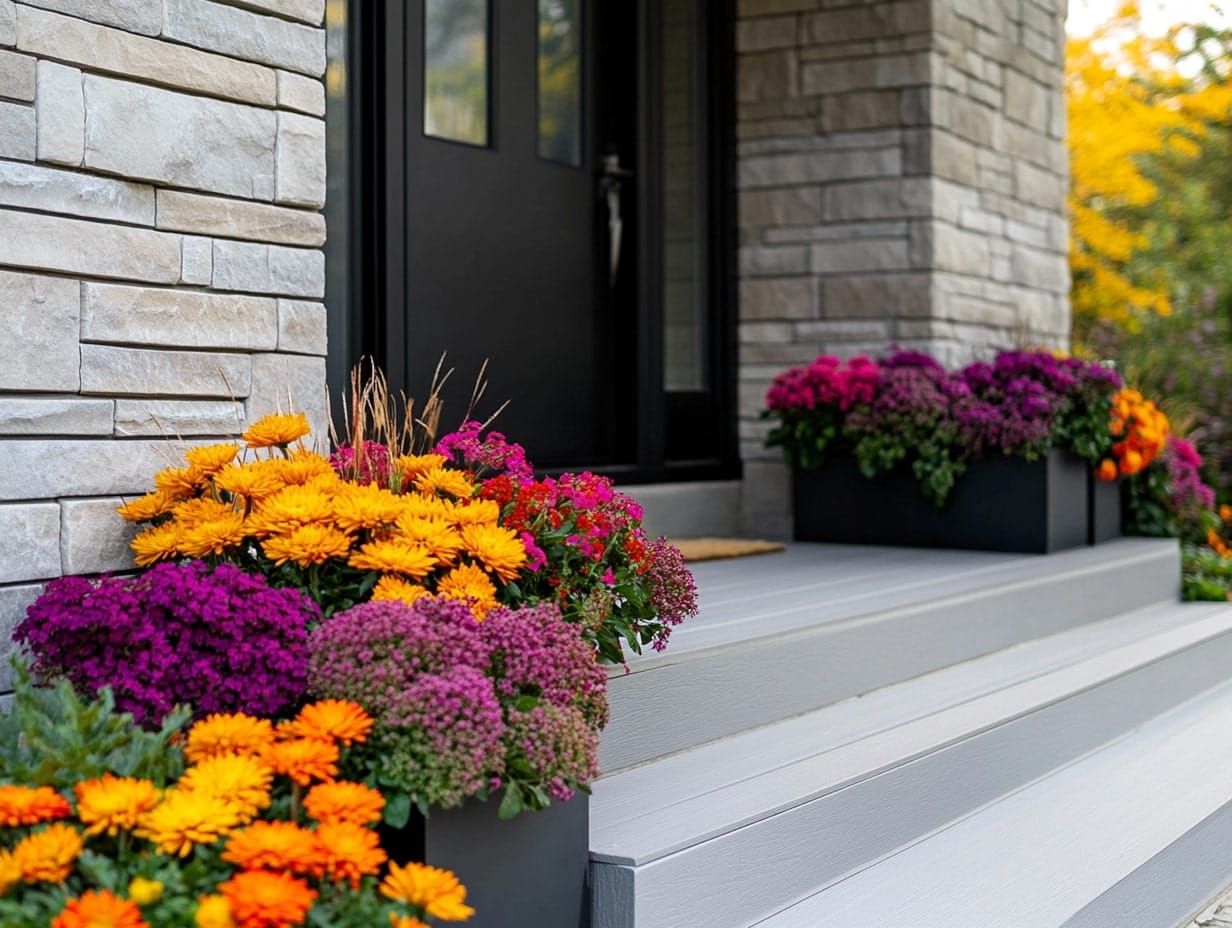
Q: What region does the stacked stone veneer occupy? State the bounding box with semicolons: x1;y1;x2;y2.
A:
0;0;328;687
734;0;1070;535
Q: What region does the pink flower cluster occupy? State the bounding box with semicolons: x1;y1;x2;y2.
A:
435;420;535;481
1165;435;1216;520
765;355;880;413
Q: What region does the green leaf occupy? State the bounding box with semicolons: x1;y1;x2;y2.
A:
382;791;412;829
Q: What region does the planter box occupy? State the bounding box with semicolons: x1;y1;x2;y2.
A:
380;795;589;928
1088;471;1123;545
792;449;1089;554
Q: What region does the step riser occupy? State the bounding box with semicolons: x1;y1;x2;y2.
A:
592;624;1232;928
601;546;1179;773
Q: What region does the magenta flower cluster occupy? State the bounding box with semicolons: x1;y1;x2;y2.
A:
765;354;879;413
1164;435;1216;520
16;561;315;727
328;439;393;486
435;420;535;481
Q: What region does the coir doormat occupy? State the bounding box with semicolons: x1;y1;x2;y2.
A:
670;537;786;563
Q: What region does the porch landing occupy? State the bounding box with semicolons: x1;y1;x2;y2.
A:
592;538;1232;928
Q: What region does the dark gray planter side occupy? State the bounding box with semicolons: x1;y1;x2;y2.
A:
1088;471;1123;545
380;795;589;928
792;449;1089;554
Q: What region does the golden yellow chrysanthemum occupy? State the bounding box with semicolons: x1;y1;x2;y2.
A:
380;861;475;922
371;575;432;606
273;454;339;488
185;444;240;476
116;490;179;523
395;453;448;480
248;485;336;536
331;482;406;533
414;467;475;500
194;895;235;928
154;465;202;498
173;497;240;527
185;713;277;763
459;523;527;582
179;512;249;559
52;889;149;928
221;821;325;877
214;461;288;502
282;701;373;747
302;781;385;826
131;522;185;567
397;493;454;521
220;870;317;928
0;849;23;896
136;789;245;857
242;412;311;448
74;775;160;838
262;525;354;566
316;821;386;889
396;516;463;564
261;738;338;788
388;916;430;928
435;562;499;618
0;784;72;827
13;822;83;884
348;540;438;579
448;498;502;527
178;753;273;821
127;877;163;907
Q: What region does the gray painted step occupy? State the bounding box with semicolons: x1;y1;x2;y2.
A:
757;675;1232;928
590;600;1232;928
602;538;1179;773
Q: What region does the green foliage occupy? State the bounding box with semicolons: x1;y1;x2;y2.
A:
764;407;842;471
1182;542;1232;601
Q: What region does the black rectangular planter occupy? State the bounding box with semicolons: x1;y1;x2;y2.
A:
380;795;589;928
792;449;1089;554
1088;470;1123;545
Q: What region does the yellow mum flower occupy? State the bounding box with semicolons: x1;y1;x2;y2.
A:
173;498;239;527
261;738;339;787
242;412;311;448
116;490;179;523
185;444;240;476
448;498;502;527
414;467;474;500
273;454;339;487
131;522;185;567
74;775;160;838
398;493;454;521
13;822;84;883
194;895;236;928
221;821;325;877
248;485;336;536
389;916;430;928
262;525;354;566
332;482;406;533
459;523;527;582
348;540;438;579
396;516;463;564
302;781;384;826
219;870;316;928
185;713;277;763
136;789;245;857
0;849;23;896
178;753;273;820
154;466;201;498
52;889;148;928
380;861;475;922
282;700;373;746
179;512;249;559
127;877;164;907
214;461;288;502
317;821;386;889
435;562;498;619
0;785;72;827
371;575;432;606
395;453;448;479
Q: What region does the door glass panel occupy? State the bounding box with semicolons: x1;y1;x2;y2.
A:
538;0;582;165
662;0;707;391
424;0;489;146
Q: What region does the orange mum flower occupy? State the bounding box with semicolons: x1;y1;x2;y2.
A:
0;848;22;896
221;822;325;878
74;775;160;838
242;412;312;449
185;713;277;763
459;523;527;582
13;822;83;883
348;540;438;579
179;512;249;558
194;895;236;928
135;789;244;857
1096;459;1117;482
155;466;202;498
371;575;432;606
262;524;353;566
131;522;185;567
219;870;317;928
414;467;474;500
316;821;386;889
435;562;499;618
380;861;474;922
0;785;72;827
52;889;149;928
179;753;273;821
116;490;179;523
262;738;338;787
388;917;430;928
185;443;241;476
303;781;385;826
282;700;373;746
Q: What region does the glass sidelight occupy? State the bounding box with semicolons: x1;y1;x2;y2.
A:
423;0;490;146
537;0;583;165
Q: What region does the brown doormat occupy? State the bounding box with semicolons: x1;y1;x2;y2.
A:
670;537;786;563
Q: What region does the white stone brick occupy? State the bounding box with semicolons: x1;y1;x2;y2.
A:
0;99;33;158
739;147;902;187
0;269;80;391
83;75;277;199
82;283;278;350
277;299;326;354
0;48;33;101
16;6;277;106
739;278;818;320
156;189;325;246
812;238;911;274
60;498;136;575
0;398;113;435
0;439;197;499
20;0;162;35
248;353;327;447
35;60;83;165
0;208;181;283
113;399;244;437
0;503;60;583
216;0;323;24
212;239;325;298
276;68;324;115
163;0;325;76
0;584;40;691
0;1;14;45
80;345;252;398
0;160;154;223
181;236;213;285
274;111;325;207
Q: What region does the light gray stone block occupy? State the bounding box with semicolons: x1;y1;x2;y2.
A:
739;278;818;320
181;236;213;286
0;439;197;499
276;68;324;115
82;283;278;350
212;239;324;297
0;1;14;45
214;0;323;25
0;160;154;223
83;75;277;198
0;99;33;158
813;238;911;274
0;397;113;435
277;298;326;354
60;498;136;575
20;0;162;35
156;189;325;246
0;208;181;282
0;48;33;101
35;60;83;165
821;178;932;222
247;352;327;447
163;0;325;76
16;6;277;106
114;399;244;436
274;111;325;207
0;584;41;690
0;269;80;391
739;187;821;229
0;503;60;583
80;345;252;398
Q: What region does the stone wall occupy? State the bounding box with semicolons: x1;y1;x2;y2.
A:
734;0;1070;536
0;0;328;689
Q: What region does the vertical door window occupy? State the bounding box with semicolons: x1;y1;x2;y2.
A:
537;0;582;165
424;0;490;146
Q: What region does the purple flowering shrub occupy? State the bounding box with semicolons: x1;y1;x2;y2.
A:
16;561;314;727
307;596;608;819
